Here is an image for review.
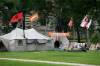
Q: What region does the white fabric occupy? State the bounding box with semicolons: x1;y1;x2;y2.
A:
86;19;92;29
0;28;24;40
59;37;69;49
0;28;50;40
25;28;50;40
0;28;51;51
80;15;89;28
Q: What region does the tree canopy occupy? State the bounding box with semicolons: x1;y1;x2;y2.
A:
0;0;100;43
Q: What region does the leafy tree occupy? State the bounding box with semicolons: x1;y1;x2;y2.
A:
0;0;100;43
91;31;100;45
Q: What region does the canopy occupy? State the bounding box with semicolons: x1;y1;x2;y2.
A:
0;28;50;40
25;28;50;40
0;28;24;40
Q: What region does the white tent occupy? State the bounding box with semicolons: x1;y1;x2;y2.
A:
0;28;50;40
0;28;24;40
25;28;50;39
48;32;69;50
0;28;53;51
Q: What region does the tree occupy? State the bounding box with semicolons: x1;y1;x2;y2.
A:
0;0;100;41
91;31;100;45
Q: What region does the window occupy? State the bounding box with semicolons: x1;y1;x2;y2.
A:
18;40;23;46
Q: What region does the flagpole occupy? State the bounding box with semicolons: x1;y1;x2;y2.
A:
86;18;92;45
21;0;26;38
22;11;25;38
72;18;76;42
45;17;48;35
21;0;27;50
86;29;90;45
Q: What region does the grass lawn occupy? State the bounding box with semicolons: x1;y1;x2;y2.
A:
0;51;100;65
0;60;70;66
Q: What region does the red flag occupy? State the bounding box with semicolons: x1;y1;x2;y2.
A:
80;15;89;28
29;13;39;22
10;12;23;23
68;18;74;29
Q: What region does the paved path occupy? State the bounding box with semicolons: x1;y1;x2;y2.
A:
0;58;96;66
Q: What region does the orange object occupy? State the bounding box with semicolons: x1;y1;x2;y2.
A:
48;32;70;37
29;13;39;22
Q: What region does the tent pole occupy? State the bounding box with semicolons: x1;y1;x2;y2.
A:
21;0;27;50
22;11;25;38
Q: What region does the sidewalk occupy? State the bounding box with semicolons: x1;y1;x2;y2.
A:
0;58;96;66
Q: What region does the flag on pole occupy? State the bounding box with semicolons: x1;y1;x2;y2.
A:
29;13;39;22
86;19;92;29
80;15;89;28
10;12;23;23
68;18;74;29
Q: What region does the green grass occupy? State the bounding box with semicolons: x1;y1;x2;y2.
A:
0;60;69;66
0;51;100;65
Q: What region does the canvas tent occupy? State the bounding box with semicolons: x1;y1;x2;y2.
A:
48;32;69;50
0;28;53;51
